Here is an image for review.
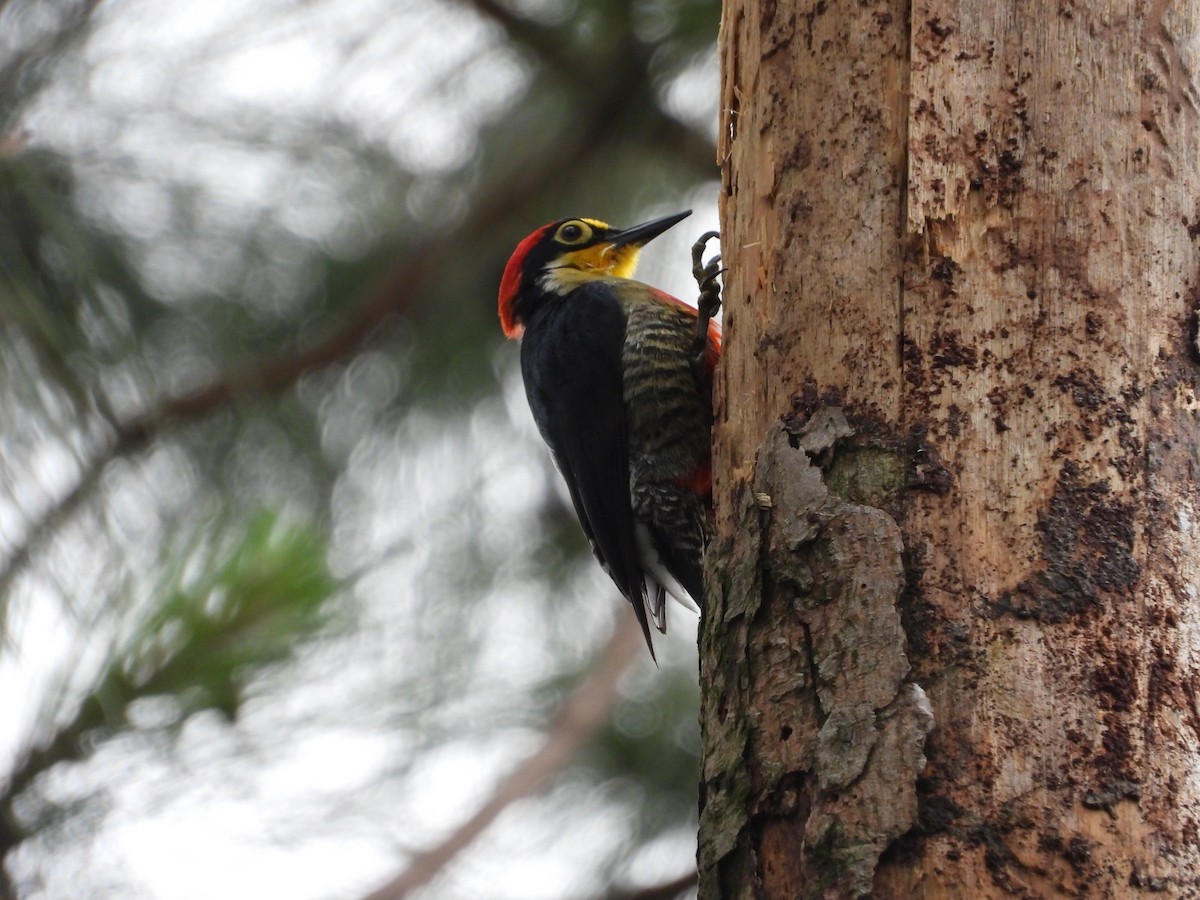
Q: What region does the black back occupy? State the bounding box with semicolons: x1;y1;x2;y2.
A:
519;281;655;654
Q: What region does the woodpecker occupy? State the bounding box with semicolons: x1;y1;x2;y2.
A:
498;210;721;657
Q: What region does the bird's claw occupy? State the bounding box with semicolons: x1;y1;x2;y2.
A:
690;231;723;377
697;266;726;316
691;231;721;285
691;231;723;318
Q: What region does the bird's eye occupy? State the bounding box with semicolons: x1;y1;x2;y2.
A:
555;221;591;244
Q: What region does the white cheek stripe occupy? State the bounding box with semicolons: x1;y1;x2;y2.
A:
538;266;593;295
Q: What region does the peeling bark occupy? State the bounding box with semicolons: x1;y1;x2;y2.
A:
700;416;932;900
704;0;1200;896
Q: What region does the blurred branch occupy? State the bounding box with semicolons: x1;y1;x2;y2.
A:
605;871;698;900
0;30;713;611
6;517;336;775
0;1;100;118
1;513;336;856
643;111;717;182
463;0;717;179
0;818;15;900
0;447;107;612
361;616;644;900
460;0;576;76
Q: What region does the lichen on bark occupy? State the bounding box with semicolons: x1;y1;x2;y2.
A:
699;410;934;899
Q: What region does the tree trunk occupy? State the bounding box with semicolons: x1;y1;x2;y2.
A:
700;1;1200;897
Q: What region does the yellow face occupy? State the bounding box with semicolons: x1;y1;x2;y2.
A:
547;218;641;280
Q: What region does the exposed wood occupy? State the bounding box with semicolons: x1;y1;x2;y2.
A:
712;0;910;516
703;0;1200;896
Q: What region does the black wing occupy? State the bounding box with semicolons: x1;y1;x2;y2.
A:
520;282;656;656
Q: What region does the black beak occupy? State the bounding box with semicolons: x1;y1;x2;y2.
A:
608;210;692;248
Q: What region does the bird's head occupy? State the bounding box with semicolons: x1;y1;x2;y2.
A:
498;210;691;338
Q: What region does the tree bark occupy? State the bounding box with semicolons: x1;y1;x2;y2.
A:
701;1;1200;897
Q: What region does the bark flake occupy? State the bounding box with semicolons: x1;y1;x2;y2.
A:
700;412;934;899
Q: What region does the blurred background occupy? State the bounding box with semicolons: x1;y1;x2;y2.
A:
0;0;720;897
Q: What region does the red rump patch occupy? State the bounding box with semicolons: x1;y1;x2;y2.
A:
675;462;713;498
499;223;555;338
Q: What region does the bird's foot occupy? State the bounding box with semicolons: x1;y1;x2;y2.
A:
690;231;724;373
